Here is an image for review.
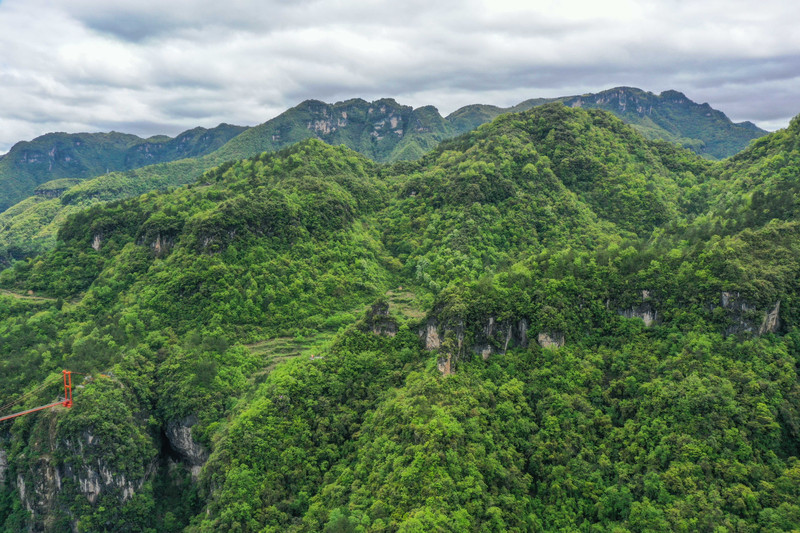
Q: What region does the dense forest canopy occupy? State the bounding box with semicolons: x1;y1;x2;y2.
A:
0;104;799;532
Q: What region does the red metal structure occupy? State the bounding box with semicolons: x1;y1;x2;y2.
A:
0;370;73;422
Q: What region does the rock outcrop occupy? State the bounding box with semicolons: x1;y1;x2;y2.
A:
720;291;781;336
759;300;781;335
8;427;155;529
618;290;658;327
424;318;441;350
365;301;398;337
423;314;529;373
150;234;175;257
537;332;565;349
0;449;7;486
165;416;209;479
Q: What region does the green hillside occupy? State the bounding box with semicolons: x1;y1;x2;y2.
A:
1;105;799;531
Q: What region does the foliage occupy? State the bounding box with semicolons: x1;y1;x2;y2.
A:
0;125;246;212
0;103;798;532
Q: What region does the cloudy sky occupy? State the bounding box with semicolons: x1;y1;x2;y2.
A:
0;0;798;153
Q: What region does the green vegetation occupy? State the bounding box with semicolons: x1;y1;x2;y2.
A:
0;125;247;212
0;103;797;532
0;88;765;269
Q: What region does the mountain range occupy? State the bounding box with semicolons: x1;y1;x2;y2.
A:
0;98;799;531
0;87;768;266
0;87;765;213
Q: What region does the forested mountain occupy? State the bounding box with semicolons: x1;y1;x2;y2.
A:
1;103;799;531
553;87;768;159
0;89;765;268
0;125;248;212
447;87;767;160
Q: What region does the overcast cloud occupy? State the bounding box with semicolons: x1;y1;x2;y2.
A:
0;0;798;153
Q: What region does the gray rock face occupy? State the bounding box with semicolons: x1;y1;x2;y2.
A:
720;291;780;336
64;462;138;505
151;234;175;257
0;450;7;486
474;344;493;360
619;290;658;327
165;416;209;479
17;458;62;515
425;314;529;373
537;332;565;349
8;426;154;530
470;316;529;357
424;319;441;350
619;304;657;327
366;301;397;337
437;355;452;375
759;300;781;335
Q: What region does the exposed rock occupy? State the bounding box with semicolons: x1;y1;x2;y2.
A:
165;416;209;479
365;301;397;337
61;462;141;505
437;354;452;375
424;318;441;350
617;290;658;327
619;302;657;327
0;450;6;486
721;291;753;312
537;332;565;349
91;234;102;251
17;457;62;515
517;319;529;348
427;314;530;372
483;317;495;338
423;317;469;374
719;291;778;336
151;234;175;257
759;300;781;335
17;475;27;512
473;344;492;360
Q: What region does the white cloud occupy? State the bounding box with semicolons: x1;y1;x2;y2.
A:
0;0;799;152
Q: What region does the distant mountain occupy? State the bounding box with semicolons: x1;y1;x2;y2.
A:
211;98;457;164
0;88;765;213
0;124;247;211
446;87;767;160
553;87;768;159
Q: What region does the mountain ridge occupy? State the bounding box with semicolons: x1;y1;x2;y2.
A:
0;86;768;212
0;88;773;267
0;123;248;212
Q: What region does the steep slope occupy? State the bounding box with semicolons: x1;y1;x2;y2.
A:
192;108;800;531
0;141;397;530
0;99;455;266
0;124;247;211
712;114;800;228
